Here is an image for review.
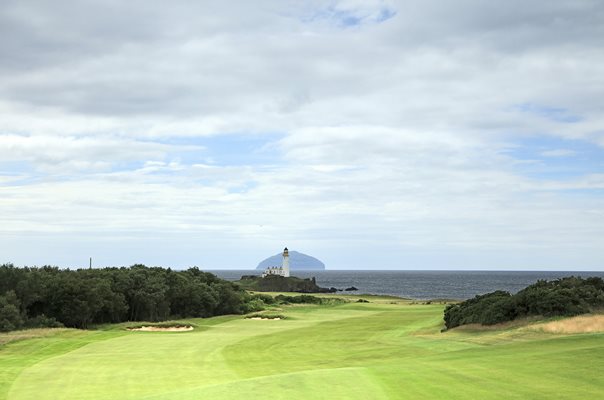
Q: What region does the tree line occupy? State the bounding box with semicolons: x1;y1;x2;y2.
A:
443;276;604;329
0;264;267;331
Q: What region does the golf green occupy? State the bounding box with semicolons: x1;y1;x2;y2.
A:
1;298;603;399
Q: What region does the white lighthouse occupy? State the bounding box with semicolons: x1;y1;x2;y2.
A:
282;247;290;277
261;247;291;278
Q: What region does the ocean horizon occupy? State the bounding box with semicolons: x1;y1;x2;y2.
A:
208;269;604;300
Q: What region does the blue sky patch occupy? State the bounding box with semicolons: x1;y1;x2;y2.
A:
306;6;396;28
157;133;285;167
515;103;582;123
503;135;604;181
0;161;40;186
0;161;31;176
376;8;397;23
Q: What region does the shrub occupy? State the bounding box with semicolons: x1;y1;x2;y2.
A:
251;293;277;305
443;277;604;329
275;294;323;304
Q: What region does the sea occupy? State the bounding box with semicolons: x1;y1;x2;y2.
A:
208;270;604;300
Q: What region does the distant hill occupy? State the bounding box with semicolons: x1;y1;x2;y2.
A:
256;251;325;271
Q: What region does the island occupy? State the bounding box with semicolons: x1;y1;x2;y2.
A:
256;250;325;271
237;274;337;293
238;248;334;293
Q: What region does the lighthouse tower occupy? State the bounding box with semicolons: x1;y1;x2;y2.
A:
282;247;290;277
261;247;292;278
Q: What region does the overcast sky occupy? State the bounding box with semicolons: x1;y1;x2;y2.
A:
1;0;603;270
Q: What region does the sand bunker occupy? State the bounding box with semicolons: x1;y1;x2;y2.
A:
247;317;281;320
532;315;604;334
128;325;193;332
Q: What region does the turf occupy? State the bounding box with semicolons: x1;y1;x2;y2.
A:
1;297;603;399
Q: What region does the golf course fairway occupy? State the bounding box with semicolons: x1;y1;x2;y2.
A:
1;296;603;399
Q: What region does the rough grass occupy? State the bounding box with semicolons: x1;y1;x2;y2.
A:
0;328;71;347
530;314;604;334
1;296;603;399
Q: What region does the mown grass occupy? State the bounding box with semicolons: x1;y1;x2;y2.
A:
1;294;602;399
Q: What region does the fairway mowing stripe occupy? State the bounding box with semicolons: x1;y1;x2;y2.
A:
222;309;451;378
136;367;388;400
7;313;338;400
2;330;126;400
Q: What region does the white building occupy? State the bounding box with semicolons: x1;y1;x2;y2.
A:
262;247;290;278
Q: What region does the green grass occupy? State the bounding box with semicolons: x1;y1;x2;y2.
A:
1;295;603;399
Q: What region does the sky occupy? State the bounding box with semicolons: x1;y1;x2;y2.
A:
1;0;603;270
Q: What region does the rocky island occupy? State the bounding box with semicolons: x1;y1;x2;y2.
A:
237;275;337;293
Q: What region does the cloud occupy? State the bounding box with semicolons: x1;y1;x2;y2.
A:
516;104;582;124
0;1;603;268
540;149;577;157
0;134;201;173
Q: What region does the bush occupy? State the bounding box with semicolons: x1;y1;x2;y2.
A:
443;277;604;329
251;293;277;305
241;298;266;313
275;294;323;304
